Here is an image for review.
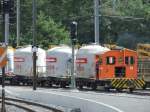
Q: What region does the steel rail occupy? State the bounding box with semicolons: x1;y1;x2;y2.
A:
0;97;63;112
0;100;36;112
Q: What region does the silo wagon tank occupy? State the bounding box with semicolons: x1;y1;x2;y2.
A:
13;45;46;85
75;44;110;89
46;45;73;87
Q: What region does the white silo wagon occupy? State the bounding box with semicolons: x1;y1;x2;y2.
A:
76;44;110;89
46;45;72;87
13;45;46;85
6;46;14;75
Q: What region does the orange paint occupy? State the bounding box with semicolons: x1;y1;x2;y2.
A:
0;47;7;68
96;49;137;80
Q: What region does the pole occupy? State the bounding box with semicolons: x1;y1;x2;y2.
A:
70;21;77;89
33;49;37;90
1;67;6;112
94;0;99;44
71;39;76;89
5;13;9;45
1;0;9;111
112;0;116;13
17;0;20;46
32;0;37;90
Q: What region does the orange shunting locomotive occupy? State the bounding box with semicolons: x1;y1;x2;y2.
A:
96;48;137;79
95;48;145;91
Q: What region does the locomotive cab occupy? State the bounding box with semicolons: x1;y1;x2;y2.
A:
96;48;137;79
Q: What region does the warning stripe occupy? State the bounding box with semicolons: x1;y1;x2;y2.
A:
0;50;7;63
111;79;120;87
138;79;145;85
136;79;145;88
111;79;126;88
113;79;121;86
115;79;125;88
0;47;7;68
133;80;139;88
111;79;117;84
140;79;145;85
118;79;127;88
136;80;143;88
110;79;146;89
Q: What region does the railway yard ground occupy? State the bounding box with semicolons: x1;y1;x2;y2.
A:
0;86;150;112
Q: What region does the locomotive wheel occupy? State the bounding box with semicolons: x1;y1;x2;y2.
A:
116;88;123;92
129;87;135;93
44;81;50;87
79;85;83;89
104;83;110;91
142;84;147;90
40;83;44;87
60;83;66;88
48;83;52;87
104;87;110;91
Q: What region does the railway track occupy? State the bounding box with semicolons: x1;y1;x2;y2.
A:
4;84;150;97
132;90;150;96
49;86;150;97
0;97;63;112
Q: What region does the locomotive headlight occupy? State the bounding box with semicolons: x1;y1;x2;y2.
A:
100;67;103;70
130;66;133;70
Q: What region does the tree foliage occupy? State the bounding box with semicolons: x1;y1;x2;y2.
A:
37;12;69;48
0;0;149;49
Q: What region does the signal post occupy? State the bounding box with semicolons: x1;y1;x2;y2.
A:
70;21;77;89
1;0;14;111
32;0;37;90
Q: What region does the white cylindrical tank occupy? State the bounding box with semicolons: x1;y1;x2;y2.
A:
14;45;46;77
76;44;110;78
46;45;72;78
6;46;14;74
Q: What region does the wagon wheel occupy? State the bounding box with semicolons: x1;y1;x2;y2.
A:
104;87;110;91
79;84;83;89
48;82;52;87
91;83;97;90
60;82;66;88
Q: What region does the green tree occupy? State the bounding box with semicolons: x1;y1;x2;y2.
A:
37;12;69;49
1;0;149;49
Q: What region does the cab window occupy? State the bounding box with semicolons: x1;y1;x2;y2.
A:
125;56;134;65
125;57;129;64
130;56;134;65
106;56;115;64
